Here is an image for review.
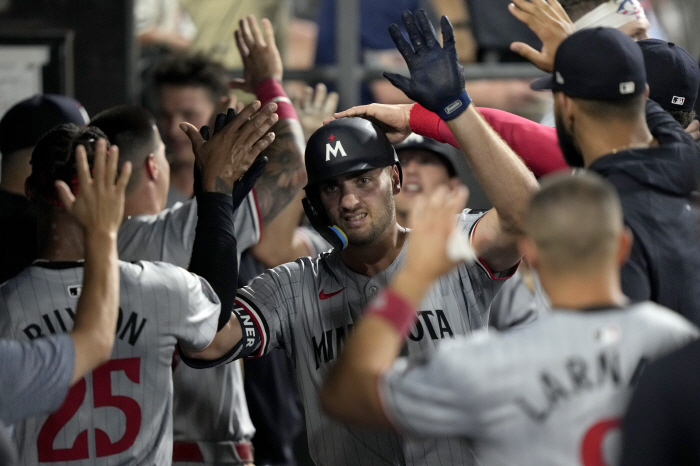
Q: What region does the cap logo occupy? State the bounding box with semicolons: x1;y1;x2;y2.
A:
619;82;635;95
325;140;348;161
672;96;686;106
555;72;565;85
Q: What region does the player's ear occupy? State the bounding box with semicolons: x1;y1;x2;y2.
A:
145;154;158;181
617;227;634;265
391;165;401;194
559;94;577;131
518;237;539;270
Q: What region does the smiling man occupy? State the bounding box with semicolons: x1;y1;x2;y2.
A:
393;133;462;227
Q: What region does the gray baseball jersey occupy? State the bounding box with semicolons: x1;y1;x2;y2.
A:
489;270;550;329
117;193;260;461
0;261;220;465
0;333;74;425
234;210;529;466
295;226;332;258
380;302;699;466
118;191;261;267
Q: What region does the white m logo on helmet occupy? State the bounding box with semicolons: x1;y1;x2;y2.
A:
326;140;348;161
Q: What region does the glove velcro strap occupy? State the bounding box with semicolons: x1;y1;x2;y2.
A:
437;90;472;121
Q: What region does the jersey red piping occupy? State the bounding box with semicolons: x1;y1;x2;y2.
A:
470;213;519;281
251;188;263;241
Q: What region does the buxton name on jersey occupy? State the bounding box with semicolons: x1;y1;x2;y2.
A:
0;261;221;465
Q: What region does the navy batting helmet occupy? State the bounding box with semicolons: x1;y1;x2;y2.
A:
302;118;402;250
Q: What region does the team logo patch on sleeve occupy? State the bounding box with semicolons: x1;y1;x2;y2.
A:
234;296;269;358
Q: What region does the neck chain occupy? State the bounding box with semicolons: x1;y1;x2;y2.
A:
610;135;654;154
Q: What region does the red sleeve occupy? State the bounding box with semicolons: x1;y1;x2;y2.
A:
408;103;569;177
478;107;567;176
409;103;461;147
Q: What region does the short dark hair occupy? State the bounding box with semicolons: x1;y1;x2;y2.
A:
91;105;158;192
152;53;229;103
27;124;107;203
526;171;623;273
558;0;606;21
666;109;697;129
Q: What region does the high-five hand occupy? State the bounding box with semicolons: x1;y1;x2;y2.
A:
508;0;575;72
180;101;278;194
384;10;471;121
231;15;283;93
55;139;131;236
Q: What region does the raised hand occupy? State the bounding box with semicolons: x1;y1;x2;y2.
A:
231;15;283;93
180;100;278;194
327;103;414;144
403;186;470;283
508;0;575;72
291;83;339;141
384;10;470;120
55;138;132;237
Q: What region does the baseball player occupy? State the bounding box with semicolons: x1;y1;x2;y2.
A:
104;18;305;466
0;94;90;283
231;121;532;466
172;16;309;465
0;99;277;464
322;172;698;465
393;133;463;227
0;134;129;463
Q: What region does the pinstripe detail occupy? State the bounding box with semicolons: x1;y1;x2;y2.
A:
250;189;263;241
232;210;511;465
0;261;220;465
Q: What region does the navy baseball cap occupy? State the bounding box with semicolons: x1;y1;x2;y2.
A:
0;94;89;156
531;28;646;100
638;39;699;111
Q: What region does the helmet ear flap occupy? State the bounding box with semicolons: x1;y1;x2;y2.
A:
302;190;348;251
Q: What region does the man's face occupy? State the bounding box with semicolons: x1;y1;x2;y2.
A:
618;18;650;41
157;85;216;165
554;96;586;168
318;167;397;247
395;149;455;218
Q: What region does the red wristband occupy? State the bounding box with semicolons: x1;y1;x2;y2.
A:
255;77;298;121
409;103;442;141
365;289;418;338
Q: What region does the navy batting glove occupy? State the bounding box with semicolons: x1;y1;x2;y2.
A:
232;155;267;211
384;10;471;121
196;107;266;209
199;108;238;141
